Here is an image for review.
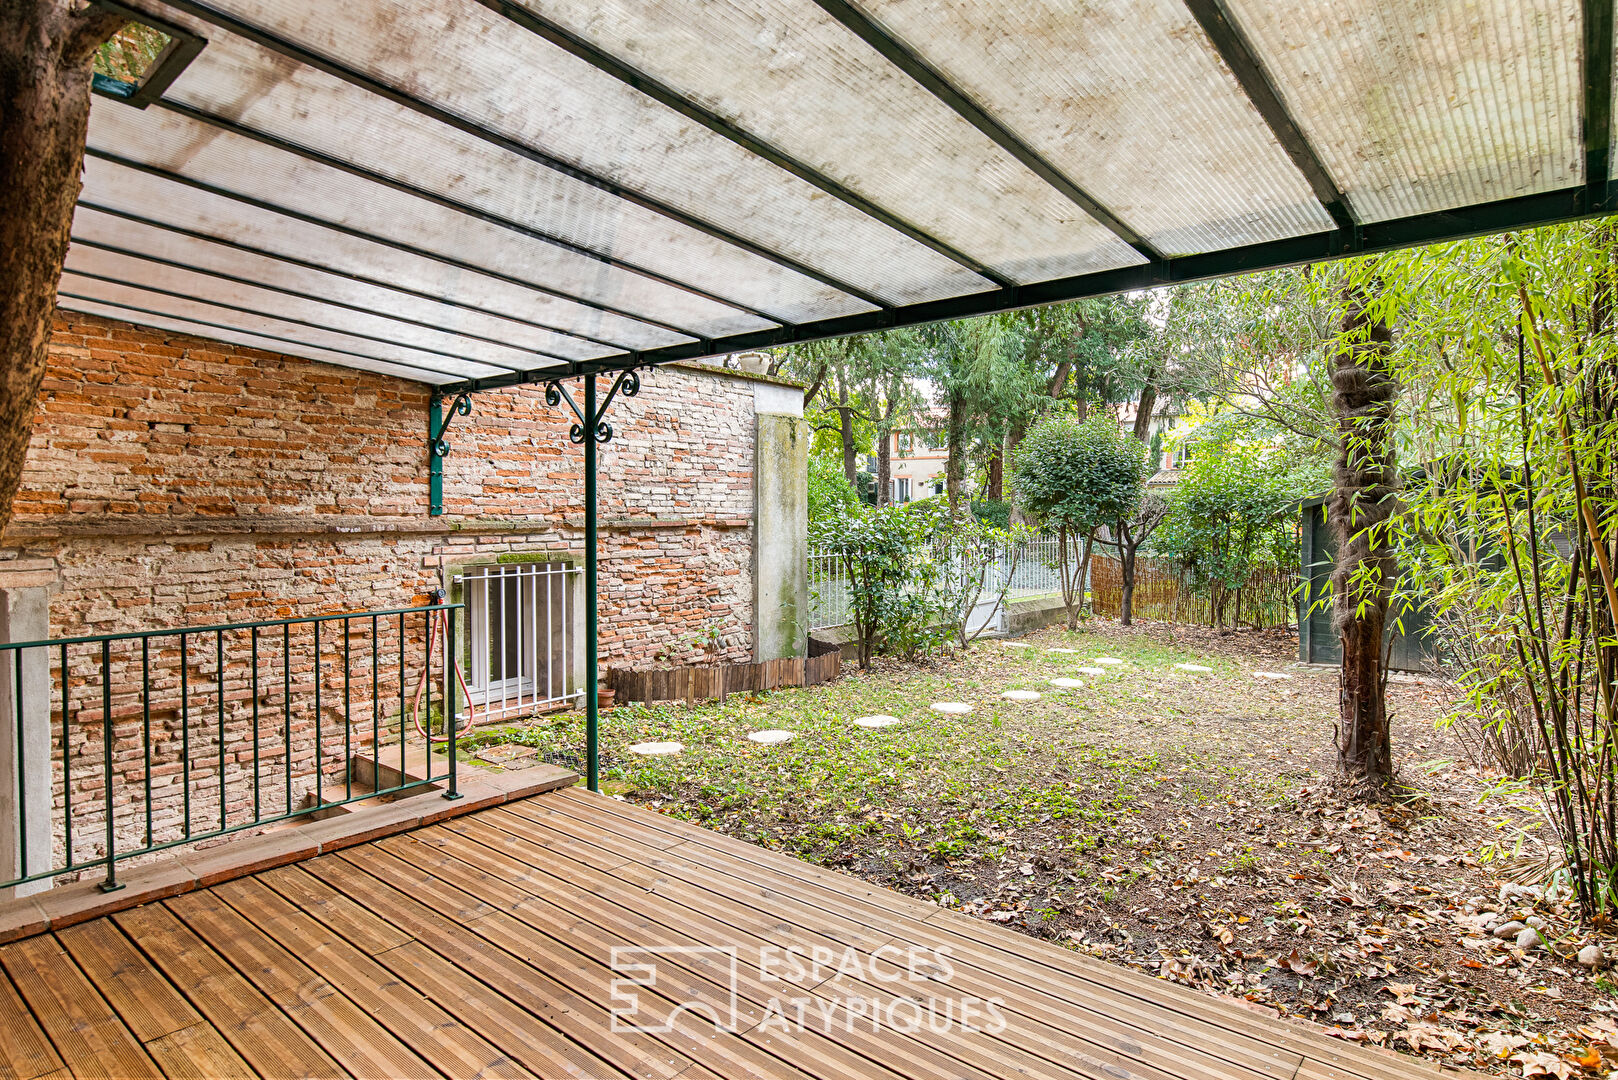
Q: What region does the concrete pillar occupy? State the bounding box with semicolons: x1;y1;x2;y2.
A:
752;382;808;662
0;561;56;898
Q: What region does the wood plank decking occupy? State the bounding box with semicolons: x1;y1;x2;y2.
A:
0;785;1471;1080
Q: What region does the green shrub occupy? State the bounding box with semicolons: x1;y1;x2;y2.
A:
808;456;860;522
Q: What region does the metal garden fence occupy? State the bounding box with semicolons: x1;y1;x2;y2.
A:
808;532;1079;633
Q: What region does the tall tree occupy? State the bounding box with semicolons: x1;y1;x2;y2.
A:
921;317;1033;516
1002;298;1153;518
1012;415;1147;629
776;331;924;501
1;1;128;536
1328;280;1398;793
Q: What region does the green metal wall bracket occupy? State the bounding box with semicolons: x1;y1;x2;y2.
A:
428;391;473;516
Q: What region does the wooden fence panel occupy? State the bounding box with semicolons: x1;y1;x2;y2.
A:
1090;555;1297;628
609;646;841;705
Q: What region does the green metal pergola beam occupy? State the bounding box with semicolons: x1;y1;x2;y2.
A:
1181;0;1355;231
808;0;1162;262
153;99;794;326
1585;0;1614;188
154;0;894;311
443;177;1618;395
476;0;1010;289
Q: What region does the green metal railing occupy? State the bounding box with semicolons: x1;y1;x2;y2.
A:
1;602;461;893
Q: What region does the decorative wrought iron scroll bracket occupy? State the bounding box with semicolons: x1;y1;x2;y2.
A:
544;367;645;444
427;390;473;516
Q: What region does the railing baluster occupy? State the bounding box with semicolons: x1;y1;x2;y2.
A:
397;612;406;785
423;609;433;778
141;639;151;847
100;638;121;892
370;614;379;790
216;629;226;833
313;620;322;808
180;631;190;839
251;627;259;824
444;603;460;801
61;642;71;868
343;616;351;802
14;649;26;881
283;623;292;817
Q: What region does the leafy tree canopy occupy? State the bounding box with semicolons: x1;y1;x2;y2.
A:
1011;414;1147;533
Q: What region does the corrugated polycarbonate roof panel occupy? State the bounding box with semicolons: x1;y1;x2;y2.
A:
853;0;1336;256
154;20;884;326
57;297;470;385
84;100;776;340
59;273;515;380
69;207;611;361
62;244;564;371
494;0;1147;283
56;0;1609;388
145;0;1007;306
1224;0;1583;222
76;158;685;352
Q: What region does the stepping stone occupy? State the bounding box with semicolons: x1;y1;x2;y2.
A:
854;715;902;728
1075;666;1107;677
1254;671;1293;680
1001;690;1042;701
1093;657;1124;666
1174;663;1214;673
628;741;683;756
747;729;796;744
930;702;972;715
1046;648;1081;654
1048;678;1084;690
999;641;1034;649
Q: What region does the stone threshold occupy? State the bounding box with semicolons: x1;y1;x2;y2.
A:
0;761;577;946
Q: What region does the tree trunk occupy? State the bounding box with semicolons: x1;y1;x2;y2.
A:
1076;532;1095;628
1329;284;1399;795
1118;527;1136;626
945;385;966;515
1047;360;1071;400
875;426;891;507
1004;425;1031;525
1132;367;1159;443
985;448;1002;502
836;386;858;489
1;2;126;539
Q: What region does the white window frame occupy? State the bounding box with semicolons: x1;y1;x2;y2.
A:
455;562;580;720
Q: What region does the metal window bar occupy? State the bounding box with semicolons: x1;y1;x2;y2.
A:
0;602;459;893
454;562;579;721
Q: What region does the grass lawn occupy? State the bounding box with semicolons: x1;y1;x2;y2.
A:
461;619;1618;1077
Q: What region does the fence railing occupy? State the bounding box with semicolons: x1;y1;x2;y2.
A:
809;533;1079;633
1;603;462;894
1089;555;1298;628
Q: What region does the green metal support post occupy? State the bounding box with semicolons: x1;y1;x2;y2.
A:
428;395;443;516
584;374;599;791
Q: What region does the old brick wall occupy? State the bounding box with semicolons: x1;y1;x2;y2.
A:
0;312;766;870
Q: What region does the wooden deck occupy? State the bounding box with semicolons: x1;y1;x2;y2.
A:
0;785;1468;1080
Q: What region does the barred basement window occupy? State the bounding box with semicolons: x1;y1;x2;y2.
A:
456;563;579;721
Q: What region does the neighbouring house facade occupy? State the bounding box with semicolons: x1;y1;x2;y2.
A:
0;312;807;888
886;426;948;504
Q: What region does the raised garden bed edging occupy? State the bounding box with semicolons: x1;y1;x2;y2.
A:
609;639;841;704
